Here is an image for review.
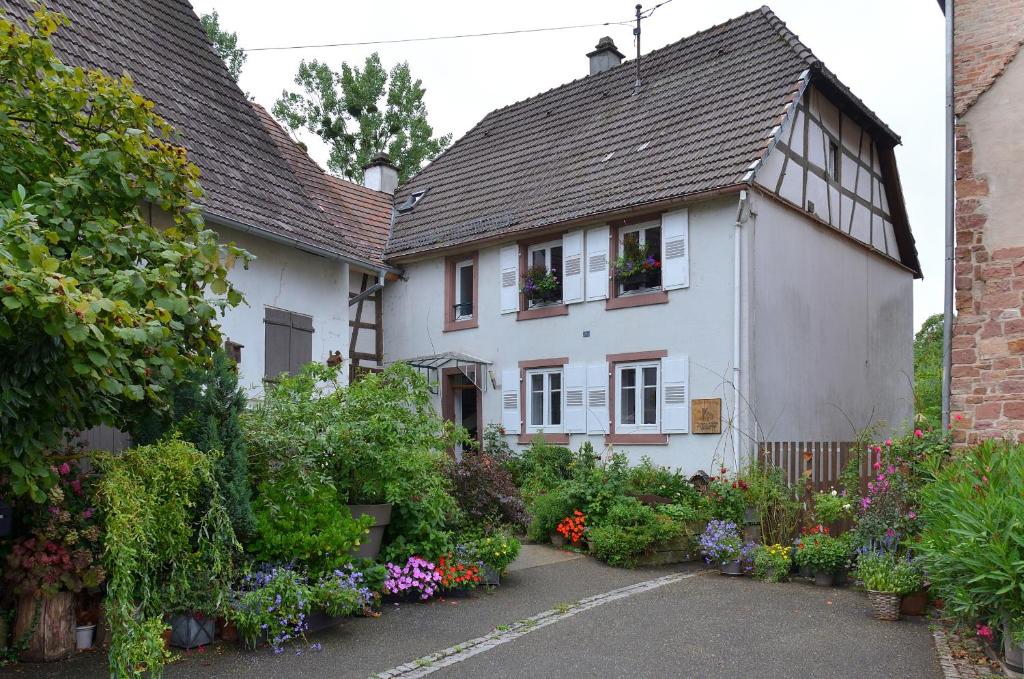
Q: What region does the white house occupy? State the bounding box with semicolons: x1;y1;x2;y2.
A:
381;8;921;472
13;0;395;401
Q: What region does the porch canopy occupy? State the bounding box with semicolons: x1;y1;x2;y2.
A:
399;351;492;394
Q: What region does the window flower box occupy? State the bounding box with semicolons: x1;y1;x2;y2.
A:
521;265;561;306
614;241;661;292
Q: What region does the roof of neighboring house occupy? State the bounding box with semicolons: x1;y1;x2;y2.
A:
251;104;392;265
2;0;384;267
388;6;918;275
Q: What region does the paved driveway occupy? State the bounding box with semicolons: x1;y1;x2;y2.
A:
1;547;940;679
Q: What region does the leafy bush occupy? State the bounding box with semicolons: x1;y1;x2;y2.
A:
793;533;847;573
917;440;1024;624
852;461;919;552
624;457;694;501
0;9;247;502
654;502;706;524
512;437;576;498
445;451;527;531
97;438;238;678
378;448;459;563
130;350;255;541
481;423;517;466
248;478;372;575
742;463;801;545
812;489;854;526
854;552;921;595
527;488;577;542
704;476;747;525
589;498;681;568
753;544;791;583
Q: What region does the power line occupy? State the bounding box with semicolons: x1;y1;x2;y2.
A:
243;19;634;52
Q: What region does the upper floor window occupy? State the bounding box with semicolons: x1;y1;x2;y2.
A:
616;222;662;294
616;361;659;433
523;240;563;307
827;140;840;183
454;259;474;320
264;308;313;378
526;367;562;432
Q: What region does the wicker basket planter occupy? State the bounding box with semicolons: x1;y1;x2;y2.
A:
867;590;902;621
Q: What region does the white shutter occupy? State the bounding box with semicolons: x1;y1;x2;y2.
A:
499;245;520;314
585;226;609;301
661;208;689;290
563;363;586;433
661;356;689;434
561;231;584;304
586;363;610;434
500;368;521;433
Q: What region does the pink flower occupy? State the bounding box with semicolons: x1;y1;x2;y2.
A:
982;475;989;484
82;508;94;520
58;462;71;476
860;497;872;509
907;511;917;520
977;623;994;642
70;479;82;496
872;461;882;470
955;413;963;421
886;528;896;538
914;429;924;438
887;465;896;474
873;445;882;453
885;438;893;446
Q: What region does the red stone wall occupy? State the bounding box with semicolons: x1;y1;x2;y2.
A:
950;0;1024;445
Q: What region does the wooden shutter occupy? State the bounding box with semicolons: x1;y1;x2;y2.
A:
586;363;610;434
585;226;610;301
289;312;314;374
500;368;521;432
661;208;690;290
264;308;291;378
499;245;520;314
661;355;689;433
561;231;584;304
563;363;586;433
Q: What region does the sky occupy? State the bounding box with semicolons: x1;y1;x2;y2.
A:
189;0;946;331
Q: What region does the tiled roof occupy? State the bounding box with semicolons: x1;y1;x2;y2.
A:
388;6;913;266
1;0;382;266
251;104;392;266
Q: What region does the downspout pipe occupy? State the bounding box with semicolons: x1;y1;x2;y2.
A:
733;189;749;473
941;0;954;430
349;268;387;306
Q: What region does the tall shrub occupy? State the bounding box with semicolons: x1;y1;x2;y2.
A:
97;438;238;678
131;350;254;541
917;441;1024;627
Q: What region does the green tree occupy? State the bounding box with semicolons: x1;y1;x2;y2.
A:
131;350;255;541
0;9;248;501
914;312;944;425
273;53;451;183
200;10;246;82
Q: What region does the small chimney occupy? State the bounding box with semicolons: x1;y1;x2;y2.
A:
587;36;625;76
362;152;399;194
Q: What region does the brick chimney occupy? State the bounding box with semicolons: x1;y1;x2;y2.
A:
362;152;399;194
587;36;625;75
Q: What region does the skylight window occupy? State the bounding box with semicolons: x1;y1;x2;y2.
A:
397;189;428;213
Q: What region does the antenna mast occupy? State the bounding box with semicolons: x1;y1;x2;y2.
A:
634;4;642;91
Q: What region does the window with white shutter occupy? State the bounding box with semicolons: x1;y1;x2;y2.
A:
585;226;610;301
562;363;586;433
499;245;520;314
525;368;563;432
615;361;660;433
561;231;584;304
660;355;690;433
661;208;690;290
500;368;521;432
586;363;610;434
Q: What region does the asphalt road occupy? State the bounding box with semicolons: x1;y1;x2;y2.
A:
0;548;940;679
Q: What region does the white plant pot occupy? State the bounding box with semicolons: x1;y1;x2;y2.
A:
75;624;96;650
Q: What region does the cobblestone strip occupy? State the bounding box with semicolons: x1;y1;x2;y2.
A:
933;625;964;679
370;569;704;678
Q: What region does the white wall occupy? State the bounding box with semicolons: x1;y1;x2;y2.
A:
748;192;914;442
212;224;351;395
384;197;742;474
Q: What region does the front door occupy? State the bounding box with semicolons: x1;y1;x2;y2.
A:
442;370;481;460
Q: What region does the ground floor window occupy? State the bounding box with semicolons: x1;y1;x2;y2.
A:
527;367;563;431
616;361;659;432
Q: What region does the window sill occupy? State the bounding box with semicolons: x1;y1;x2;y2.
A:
517;304;569;321
605;290;669;310
443;318;479;332
604;433;669;445
518;433;570;445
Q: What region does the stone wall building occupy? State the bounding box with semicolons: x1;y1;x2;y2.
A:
950;0;1024;444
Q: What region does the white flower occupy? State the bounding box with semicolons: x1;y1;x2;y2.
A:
842;503;851;510
830;489;838;497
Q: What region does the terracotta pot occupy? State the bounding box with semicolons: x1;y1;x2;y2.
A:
900;590;929;616
348;503;393;559
217;618;239;643
15;592;75;662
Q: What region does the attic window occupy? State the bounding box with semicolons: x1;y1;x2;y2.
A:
827;141;840;183
397;189;428;214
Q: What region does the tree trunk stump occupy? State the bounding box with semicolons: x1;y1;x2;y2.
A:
14;592;75;662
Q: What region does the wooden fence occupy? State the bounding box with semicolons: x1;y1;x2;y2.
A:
74;425;132;454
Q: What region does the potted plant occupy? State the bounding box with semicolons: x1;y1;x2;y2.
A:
436;554;481;597
75;607;98;651
614;240;660;291
521;265;561;306
699;519;752;575
752;544;791;583
556;510;586;549
469;531;521;586
853;552;920;621
1004;620;1024;674
794;533;847;587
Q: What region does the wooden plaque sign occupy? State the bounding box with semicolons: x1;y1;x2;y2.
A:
691;398;722;434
